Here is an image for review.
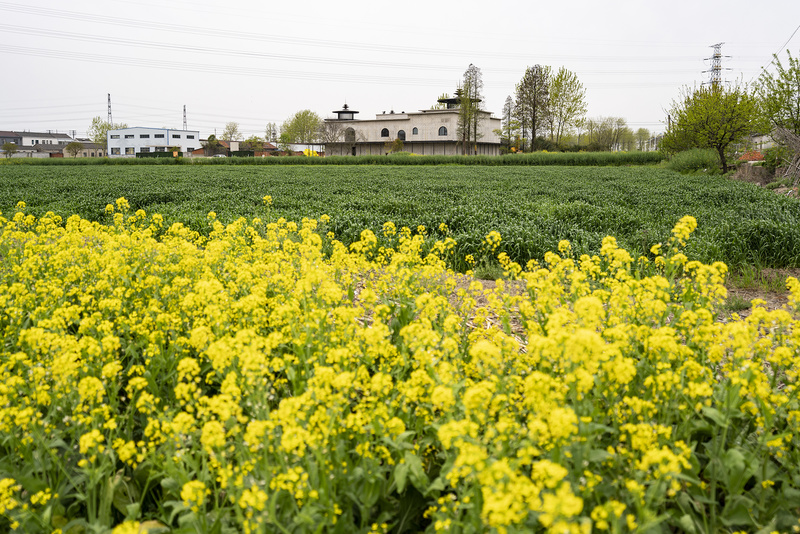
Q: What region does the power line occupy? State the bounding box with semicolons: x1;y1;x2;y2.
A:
750;22;800;83
0;2;715;64
772;23;800;58
0;23;722;75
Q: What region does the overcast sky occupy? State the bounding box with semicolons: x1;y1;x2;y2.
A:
1;0;798;140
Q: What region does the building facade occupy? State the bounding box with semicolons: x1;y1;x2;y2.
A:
62;140;106;158
107;127;200;157
16;131;74;147
324;103;502;157
0;131;22;146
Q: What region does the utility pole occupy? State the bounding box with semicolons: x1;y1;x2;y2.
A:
108;93;113;124
183;105;187;130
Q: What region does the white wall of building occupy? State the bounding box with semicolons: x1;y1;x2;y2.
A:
339;109;500;144
325;108;502;156
107;127;201;157
17;132;73;146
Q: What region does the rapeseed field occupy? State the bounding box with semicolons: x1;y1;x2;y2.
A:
1;199;799;533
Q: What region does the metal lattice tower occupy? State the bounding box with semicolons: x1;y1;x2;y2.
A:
107;94;112;124
703;43;730;89
183;105;187;130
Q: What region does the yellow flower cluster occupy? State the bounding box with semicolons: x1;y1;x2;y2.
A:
0;206;799;533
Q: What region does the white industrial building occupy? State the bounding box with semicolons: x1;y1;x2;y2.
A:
107;127;201;157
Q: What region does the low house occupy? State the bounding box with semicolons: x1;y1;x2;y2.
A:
16;131;74;147
210;140;280;157
34;143;69;157
62;139;106;158
0;131;22;146
107;127;200;157
323;99;502;157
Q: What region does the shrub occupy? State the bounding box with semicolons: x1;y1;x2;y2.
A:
764;145;793;174
666;148;721;174
1;152;664;167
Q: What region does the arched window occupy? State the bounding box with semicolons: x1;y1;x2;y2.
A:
412;127;418;135
345;128;356;143
438;126;448;136
381;128;389;137
397;130;406;141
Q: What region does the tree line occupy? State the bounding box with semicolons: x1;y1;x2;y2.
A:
75;49;799;164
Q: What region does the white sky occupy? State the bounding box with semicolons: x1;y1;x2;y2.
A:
1;0;798;140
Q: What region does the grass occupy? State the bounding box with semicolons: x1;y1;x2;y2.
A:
716;293;753;319
665;148;721;175
727;265;791;292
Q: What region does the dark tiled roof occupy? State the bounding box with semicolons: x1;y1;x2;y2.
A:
33;143;70;151
17;132;73;140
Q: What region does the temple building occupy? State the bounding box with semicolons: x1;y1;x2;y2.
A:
323;97;502;156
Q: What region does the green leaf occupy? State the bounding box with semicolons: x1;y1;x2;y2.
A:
139;520;171;533
125;503;140;519
404;452;430;492
586;448;611;463
112;475;141;516
701;406;729;428
424;476;445;497
160;477;181;492
677;513;698;534
395;462;409;493
720;495;756;527
722;447;752;495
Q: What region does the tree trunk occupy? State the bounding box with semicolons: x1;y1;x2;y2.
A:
718;146;728;173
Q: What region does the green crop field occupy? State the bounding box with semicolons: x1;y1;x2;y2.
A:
1;164;799;270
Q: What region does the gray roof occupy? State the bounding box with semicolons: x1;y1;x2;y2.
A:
16;131;74;140
33;143;71;151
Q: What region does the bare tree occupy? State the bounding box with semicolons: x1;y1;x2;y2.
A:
318;120;344;145
265;123;278;144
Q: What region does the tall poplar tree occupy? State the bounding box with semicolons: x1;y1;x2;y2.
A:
500;95;517;151
546;67;588;146
457;64;484;155
515;65;550;151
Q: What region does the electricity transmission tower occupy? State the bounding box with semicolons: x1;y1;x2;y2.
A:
108;94;113;124
703;43;731;89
